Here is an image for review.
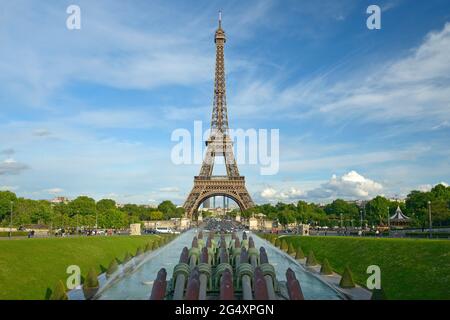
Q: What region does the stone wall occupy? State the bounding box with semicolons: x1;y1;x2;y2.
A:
143;218;191;231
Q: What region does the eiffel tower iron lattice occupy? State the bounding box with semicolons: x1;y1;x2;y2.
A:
183;13;254;219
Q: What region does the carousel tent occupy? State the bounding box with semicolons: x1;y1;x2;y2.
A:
389;206;410;226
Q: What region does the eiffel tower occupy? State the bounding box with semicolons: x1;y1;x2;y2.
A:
183;13;254;219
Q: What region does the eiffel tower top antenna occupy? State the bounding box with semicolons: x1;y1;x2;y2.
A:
211;9;228;137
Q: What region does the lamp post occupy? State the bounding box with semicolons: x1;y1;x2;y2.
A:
360;209;363;229
428;201;432;239
95;209;98;235
9;201;13;238
387;206;390;230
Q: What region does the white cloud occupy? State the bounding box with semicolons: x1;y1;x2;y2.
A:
260;186;305;202
308;171;383;199
417;182;448;192
260;171;384;202
417;184;432;192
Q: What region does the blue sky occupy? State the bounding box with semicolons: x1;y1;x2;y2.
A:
0;0;449;205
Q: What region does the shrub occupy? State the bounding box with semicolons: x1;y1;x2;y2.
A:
371;288;386;300
135;247;143;256
106;259;118;277
84;268;99;289
281;239;289;252
295;246;305;259
49;280;68;300
144;242;152;252
288;243;296;256
83;268;99;300
320;258;333;275
270;237;277;245
275;238;281;248
339;265;356;288
0;231;28;237
123;252;132;263
306;250;317;266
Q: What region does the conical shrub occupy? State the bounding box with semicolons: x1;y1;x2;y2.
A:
49;280;68;300
295;246;305;259
144;242;152;252
288;243;296;256
83;268;99;300
135;247;143;256
306;250;317;266
123;252;132;263
275;238;281;248
371;288;386;300
151;241;158;250
320;258;333;275
339;265;356;288
270;237;277;245
281;239;289;252
84;268;99;289
106;259;118;277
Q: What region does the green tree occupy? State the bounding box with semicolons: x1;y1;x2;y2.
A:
96;199;116;212
101;209;128;229
150;210;164;220
0;191;17;222
365;196;391;225
324;199;359;226
277;209;296;228
68;196;96;217
158;200;177;219
406;190;433;228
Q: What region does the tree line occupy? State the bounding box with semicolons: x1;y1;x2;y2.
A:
0;193;184;229
1;184;449;229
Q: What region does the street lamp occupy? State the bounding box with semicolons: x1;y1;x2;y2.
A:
428;201;432;239
360;209;363;229
387;206;390;230
9;201;13;238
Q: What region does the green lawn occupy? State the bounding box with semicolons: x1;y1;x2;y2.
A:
279;235;450;300
0;235;161;300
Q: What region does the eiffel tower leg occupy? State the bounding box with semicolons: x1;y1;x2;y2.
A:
183;178;254;219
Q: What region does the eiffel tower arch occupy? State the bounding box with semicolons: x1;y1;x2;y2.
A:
183;13;254;219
